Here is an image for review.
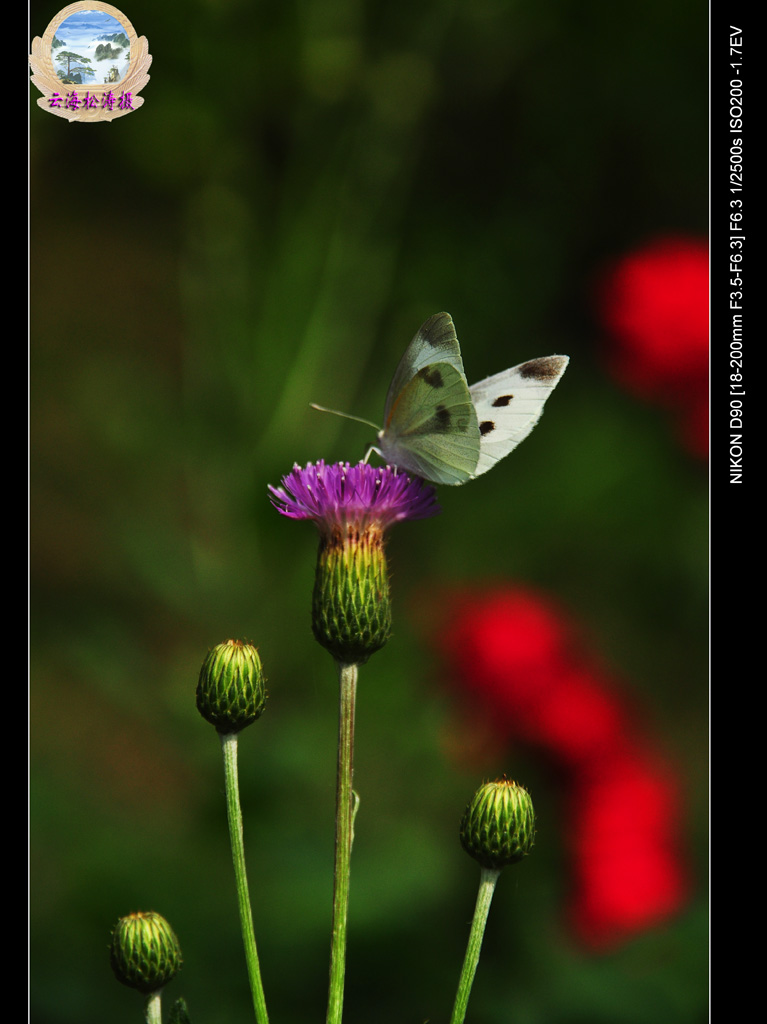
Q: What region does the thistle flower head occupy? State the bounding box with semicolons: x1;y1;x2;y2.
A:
460;777;536;870
196;639;267;734
269;461;439;664
268;460;440;534
109;911;182;994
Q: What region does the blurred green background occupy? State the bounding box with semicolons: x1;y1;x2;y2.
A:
30;1;708;1022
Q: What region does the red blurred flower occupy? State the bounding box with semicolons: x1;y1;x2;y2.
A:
440;587;628;764
569;751;689;949
533;666;629;766
440;588;570;734
435;585;691;950
598;236;709;457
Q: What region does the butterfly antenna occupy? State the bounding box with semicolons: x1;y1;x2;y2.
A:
310;403;380;432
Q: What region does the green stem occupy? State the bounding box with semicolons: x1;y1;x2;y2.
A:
326;661;359;1024
221;732;270;1024
449;867;502;1024
144;990;162;1024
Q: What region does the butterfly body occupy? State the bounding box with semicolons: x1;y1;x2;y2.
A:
376;312;568;485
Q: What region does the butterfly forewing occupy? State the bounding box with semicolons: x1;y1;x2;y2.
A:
469;355;569;477
384;312;468;425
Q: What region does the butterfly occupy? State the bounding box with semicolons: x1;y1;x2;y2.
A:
313;312;569;485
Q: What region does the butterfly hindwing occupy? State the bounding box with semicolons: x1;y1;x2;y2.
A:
468;355;569;477
379;359;481;485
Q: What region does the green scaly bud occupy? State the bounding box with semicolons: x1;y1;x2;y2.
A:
109;911;182;994
196;639;267;734
460;777;536;870
312;525;392;665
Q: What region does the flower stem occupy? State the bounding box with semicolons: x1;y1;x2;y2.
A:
449;867;502;1024
326;661;358;1024
220;732;270;1024
144;991;162;1024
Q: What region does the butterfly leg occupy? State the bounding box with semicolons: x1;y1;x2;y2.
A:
362;445;383;465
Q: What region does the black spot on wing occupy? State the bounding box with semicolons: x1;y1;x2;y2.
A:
415;404;475;435
491;394;513;407
434;404;451;430
417;366;445;388
519;356;565;381
479;420;495;436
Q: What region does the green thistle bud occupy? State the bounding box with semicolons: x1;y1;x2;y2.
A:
109;911;182;994
460;778;536;870
196;639;267;734
312;525;392;665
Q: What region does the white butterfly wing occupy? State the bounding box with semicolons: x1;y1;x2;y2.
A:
468;355;569;477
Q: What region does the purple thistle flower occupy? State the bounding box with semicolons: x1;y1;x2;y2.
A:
269;461;439;664
268;461;441;535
